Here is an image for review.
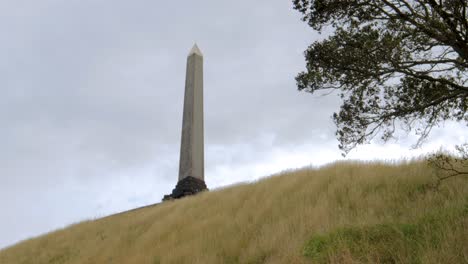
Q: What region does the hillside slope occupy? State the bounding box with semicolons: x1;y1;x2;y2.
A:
1;160;467;263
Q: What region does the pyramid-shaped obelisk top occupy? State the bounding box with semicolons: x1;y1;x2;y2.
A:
189;43;203;57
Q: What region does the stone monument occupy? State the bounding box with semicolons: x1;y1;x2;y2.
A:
163;44;208;201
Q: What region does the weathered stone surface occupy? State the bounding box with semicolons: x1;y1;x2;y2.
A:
162;176;208;201
179;44;204;182
163;45;208;202
162;195;174;202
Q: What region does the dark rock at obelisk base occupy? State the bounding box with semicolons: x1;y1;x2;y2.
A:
162;176;208;201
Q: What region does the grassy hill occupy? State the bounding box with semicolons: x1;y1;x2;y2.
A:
0;160;467;263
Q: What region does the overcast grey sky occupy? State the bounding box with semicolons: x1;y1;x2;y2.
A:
0;0;465;249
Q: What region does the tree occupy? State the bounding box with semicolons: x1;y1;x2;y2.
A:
293;0;468;155
428;143;468;184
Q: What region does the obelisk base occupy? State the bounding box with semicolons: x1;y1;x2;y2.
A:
162;176;208;201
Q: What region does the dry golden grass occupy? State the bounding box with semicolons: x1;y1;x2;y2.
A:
0;159;467;263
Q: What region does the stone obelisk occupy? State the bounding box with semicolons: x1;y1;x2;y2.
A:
163;44;207;201
179;44;204;182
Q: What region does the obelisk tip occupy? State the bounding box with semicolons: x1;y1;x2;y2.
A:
189;43;203;57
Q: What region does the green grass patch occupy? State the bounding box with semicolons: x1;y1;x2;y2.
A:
304;206;467;263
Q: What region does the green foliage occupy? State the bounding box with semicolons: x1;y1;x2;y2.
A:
152;256;161;264
293;0;468;154
304;206;467;263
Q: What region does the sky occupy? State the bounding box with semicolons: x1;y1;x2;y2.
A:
0;0;466;249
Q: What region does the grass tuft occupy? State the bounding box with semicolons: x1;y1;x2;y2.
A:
304;206;467;263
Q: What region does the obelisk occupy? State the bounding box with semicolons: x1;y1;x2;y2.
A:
179;44;204;181
163;44;207;201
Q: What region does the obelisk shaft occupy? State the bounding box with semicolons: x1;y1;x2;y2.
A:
179;44;204;181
